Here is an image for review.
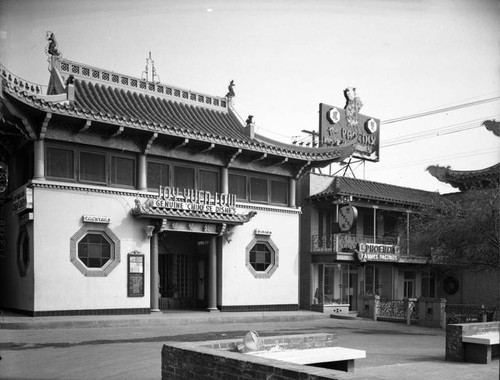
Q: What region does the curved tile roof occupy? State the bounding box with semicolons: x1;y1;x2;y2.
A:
426;163;500;192
311;176;443;208
1;71;354;163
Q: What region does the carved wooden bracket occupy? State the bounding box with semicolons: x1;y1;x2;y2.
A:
226;148;242;167
110;125;124;137
39;112;52;139
294;160;311;180
143;132;158;154
251;153;267;163
78;119;91;133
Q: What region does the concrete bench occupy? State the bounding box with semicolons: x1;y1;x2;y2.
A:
247;346;366;372
462;332;500;364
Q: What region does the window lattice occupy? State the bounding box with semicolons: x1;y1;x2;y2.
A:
82;68;90;76
112;75;119;83
140;82;146;89
131;79;137;87
102;73;110;81
121;77;128;85
92;70;99;78
61;62;69;71
71;65;80;74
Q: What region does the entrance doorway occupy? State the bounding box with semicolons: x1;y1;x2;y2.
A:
158;232;210;310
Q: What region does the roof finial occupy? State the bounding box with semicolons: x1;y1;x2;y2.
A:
142;51;160;83
226;80;235;99
45;31;61;57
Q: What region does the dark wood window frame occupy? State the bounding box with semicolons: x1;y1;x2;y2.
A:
45;144;136;189
229;171;289;206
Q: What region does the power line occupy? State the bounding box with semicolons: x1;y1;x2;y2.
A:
381;96;500;125
381;115;500;147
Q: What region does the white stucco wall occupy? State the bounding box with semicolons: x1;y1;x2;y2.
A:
220;204;300;306
32;185;151;311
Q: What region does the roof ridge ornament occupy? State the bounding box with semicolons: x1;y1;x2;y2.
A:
141;52;160;83
226;80;235;99
45;31;62;57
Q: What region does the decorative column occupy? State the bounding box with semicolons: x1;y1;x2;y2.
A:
289;178;296;208
207;235;218;312
221;167;229;194
150;230;160;312
138;154;147;191
33;139;45;180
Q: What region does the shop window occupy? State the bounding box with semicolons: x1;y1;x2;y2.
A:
229;174;246;200
70;224;120;277
270;180;288;205
250;177;268;203
46;147;74;179
111;156;135;187
245;236;279;278
80;151;106;183
17;226;30;277
199;170;218;193
147;161;169;190
174;166;195;189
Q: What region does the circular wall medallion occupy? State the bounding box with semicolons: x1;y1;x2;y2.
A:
365;118;378;134
338;205;358;232
327;108;341;124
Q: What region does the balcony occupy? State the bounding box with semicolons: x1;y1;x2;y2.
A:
312;233;399;253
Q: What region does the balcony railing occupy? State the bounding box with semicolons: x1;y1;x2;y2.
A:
312;233;399;253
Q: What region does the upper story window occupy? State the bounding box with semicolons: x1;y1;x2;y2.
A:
229;171;289;206
46;145;136;189
147;159;219;193
147;162;169;191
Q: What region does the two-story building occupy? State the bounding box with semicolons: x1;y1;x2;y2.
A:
0;37;355;316
298;172;444;315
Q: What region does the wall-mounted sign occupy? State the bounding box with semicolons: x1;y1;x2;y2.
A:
12;186;33;215
338;205;358;232
83;215;111;224
318;103;380;162
128;252;144;297
357;242;400;262
152;186;237;215
254;229;272;236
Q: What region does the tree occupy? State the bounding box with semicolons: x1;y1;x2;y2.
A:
407;188;499;272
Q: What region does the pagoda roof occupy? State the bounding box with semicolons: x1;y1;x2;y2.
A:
310;176;443;208
426;163;500;192
0;57;353;164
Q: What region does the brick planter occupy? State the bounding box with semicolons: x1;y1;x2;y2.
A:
161;333;373;379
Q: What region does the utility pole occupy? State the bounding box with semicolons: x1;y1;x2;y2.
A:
301;129;320;147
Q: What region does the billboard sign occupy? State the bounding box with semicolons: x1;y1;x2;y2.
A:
319;103;380;162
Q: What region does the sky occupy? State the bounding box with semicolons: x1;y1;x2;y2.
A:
0;0;499;194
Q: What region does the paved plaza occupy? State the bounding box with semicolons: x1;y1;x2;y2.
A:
0;311;498;379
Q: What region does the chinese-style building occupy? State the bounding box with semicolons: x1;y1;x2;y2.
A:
298;173;444;314
0;37;356;316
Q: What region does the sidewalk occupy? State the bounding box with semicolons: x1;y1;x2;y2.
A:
0;309;331;330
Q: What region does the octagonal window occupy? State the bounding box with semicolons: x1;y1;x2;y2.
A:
246;237;279;279
78;233;112;268
70;224;120;277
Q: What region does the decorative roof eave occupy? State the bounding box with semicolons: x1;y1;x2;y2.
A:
131;202;257;225
427;163;500;191
1;82;354;163
309;177;445;209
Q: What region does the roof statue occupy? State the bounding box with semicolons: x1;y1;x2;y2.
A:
246;115;254;125
344;87;363;128
45;31;61;57
226;80;235;99
482;119;500;137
